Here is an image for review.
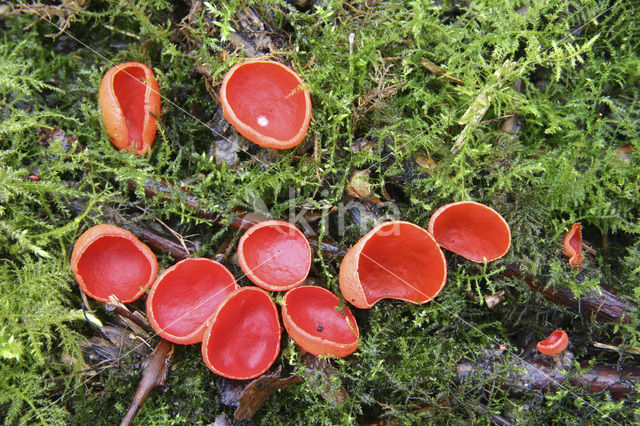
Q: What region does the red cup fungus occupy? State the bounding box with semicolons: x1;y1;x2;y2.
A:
563;222;584;267
537;329;569;357
146;258;237;345
237;220;312;292
99;61;161;155
201;287;281;380
220;60;312;149
282;286;359;358
71;224;158;303
428;201;511;263
339;221;447;309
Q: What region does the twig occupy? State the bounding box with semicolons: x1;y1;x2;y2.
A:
120;339;175;426
458;356;640;400
502;264;635;324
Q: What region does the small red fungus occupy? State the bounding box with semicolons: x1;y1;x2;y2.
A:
220;60;311;149
99;62;161;155
237;220;312;292
339;221;447;309
563;223;584;267
428;201;511;263
537;329;569;356
71;224;158;303
201;287;281;380
282;286;359;358
146;258;237;345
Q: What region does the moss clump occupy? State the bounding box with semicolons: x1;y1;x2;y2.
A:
1;1;639;424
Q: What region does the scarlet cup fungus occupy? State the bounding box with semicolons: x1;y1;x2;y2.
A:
201;287;281;380
71;224;158;303
563;223;584;267
146;258;237;345
99;62;161;155
537;329;570;357
237;220;312;292
339;221;447;309
282;286;359;357
220;60;312;149
428;201;511;263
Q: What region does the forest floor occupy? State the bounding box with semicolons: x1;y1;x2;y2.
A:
1;0;639;424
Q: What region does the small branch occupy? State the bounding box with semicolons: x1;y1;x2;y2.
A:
458;356;640;400
502;264;635;323
120;339;175;426
104;298;153;334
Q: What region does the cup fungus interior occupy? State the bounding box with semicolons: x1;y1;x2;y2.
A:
225;62;307;142
285;286;357;346
240;223;311;289
150;259;236;340
537;329;569;356
203;288;280;379
76;236;152;301
113;65;146;150
430;202;510;262
563;223;583;266
358;223;446;305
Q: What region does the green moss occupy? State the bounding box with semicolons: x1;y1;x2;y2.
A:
1;0;639;424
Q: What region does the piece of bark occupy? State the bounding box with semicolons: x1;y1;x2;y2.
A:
457;356;640;400
234;367;303;420
502;264;635;323
120;339;175;426
484;290;506;309
303;353;348;405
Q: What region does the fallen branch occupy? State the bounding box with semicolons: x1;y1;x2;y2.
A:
503;264;635;324
457;355;640;400
120;339;175;426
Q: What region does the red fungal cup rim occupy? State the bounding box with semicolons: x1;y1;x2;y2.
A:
219;60;312;149
146;257;238;345
536;329;569;356
237;220;312;292
70;224;158;303
282;286;359;358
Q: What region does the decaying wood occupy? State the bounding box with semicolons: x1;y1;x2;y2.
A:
234;367;303;420
457;355;640;400
120;339;175;426
502;264;635;323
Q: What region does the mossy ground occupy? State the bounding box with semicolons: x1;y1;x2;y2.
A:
1;0;639;424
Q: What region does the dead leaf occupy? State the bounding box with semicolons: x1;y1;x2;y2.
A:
346;170;383;205
234;367;303;420
415;153;438;174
